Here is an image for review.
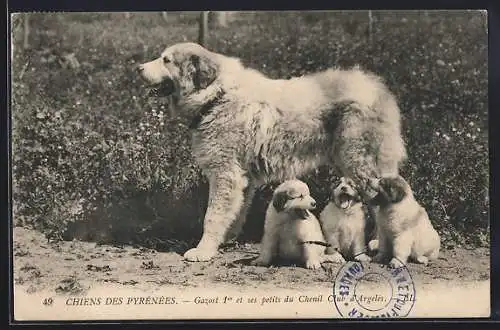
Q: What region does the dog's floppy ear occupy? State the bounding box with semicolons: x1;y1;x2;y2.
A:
272;191;289;212
328;177;341;200
379;178;407;204
386;180;407;203
190;54;217;90
368;178;388;206
368;192;386;206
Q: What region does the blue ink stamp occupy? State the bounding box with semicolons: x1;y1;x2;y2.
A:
332;258;416;318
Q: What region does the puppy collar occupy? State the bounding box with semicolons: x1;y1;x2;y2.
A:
189;89;226;130
300;240;331;247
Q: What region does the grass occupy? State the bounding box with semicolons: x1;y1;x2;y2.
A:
11;11;489;251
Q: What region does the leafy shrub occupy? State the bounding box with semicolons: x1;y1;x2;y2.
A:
12;11;488;250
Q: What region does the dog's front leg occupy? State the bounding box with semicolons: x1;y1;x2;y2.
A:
303;244;324;269
251;215;280;267
184;166;248;262
390;231;413;267
371;229;391;264
352;232;371;262
224;181;257;243
323;233;346;264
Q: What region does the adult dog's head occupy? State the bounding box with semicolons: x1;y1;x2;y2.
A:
138;42;220;102
368;175;412;207
331;177;362;210
272;180;317;219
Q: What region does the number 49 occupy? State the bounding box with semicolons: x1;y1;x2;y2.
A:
42;297;53;306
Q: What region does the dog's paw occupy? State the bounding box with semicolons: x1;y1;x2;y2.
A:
322;252;346;264
183;247;217;262
251;256;272;267
368;239;379;252
354;253;372;262
305;258;322;270
416;255;429;265
371;252;389;264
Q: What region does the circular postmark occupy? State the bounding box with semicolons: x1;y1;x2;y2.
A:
332;258;416;318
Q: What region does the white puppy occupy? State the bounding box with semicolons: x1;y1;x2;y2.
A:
319;177;371;263
252;180;327;269
369;176;441;266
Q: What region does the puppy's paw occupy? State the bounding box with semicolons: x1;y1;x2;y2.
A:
416;255;429;265
305;258;322;270
251;256;272;267
322;252;346;264
368;239;379;252
354;253;372;262
371;252;389;264
184;247;217;262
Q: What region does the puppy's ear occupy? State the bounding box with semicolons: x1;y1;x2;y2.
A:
272;191;289;212
191;54;217;90
369;192;386;206
385;180;407;203
328;178;340;200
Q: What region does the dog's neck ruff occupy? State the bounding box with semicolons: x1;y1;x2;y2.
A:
188;89;226;130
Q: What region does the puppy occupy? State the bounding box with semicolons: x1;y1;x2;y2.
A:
369;176;440;266
319;177;371;263
252;180;327;269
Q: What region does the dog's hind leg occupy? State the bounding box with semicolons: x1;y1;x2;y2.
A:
333;103;379;200
184;165;248;262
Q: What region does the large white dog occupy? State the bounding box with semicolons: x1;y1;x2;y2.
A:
138;42;406;262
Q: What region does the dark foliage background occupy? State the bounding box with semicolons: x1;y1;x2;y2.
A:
11;11;488;252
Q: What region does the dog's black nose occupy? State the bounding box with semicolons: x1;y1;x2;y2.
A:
311;201;316;208
136;65;144;73
341;186;347;192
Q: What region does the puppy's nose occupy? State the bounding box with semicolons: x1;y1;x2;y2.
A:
310;201;316;209
341;186;347;192
136;64;144;73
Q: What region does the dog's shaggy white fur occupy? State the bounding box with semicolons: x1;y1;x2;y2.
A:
319;177;371;263
138;42;407;262
368;176;441;266
252;180;327;269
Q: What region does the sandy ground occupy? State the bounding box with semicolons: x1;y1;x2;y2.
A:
12;227;491;320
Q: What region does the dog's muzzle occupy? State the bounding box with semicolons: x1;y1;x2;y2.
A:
338;193;353;209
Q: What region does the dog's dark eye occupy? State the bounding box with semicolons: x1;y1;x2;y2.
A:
163;57;171;64
288;193;301;200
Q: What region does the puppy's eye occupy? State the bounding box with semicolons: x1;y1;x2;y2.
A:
163;57;171;64
290;194;304;199
288;193;301;200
